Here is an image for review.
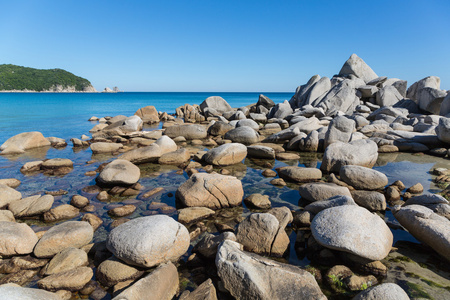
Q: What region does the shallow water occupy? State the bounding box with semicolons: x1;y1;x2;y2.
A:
1;93;450;299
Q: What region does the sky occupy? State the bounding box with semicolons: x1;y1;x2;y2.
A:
0;0;449;92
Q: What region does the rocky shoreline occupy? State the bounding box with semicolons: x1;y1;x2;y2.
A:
0;54;449;299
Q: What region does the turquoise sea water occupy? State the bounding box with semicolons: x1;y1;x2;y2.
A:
0;92;292;142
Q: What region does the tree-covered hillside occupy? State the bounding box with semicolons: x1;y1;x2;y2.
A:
0;64;94;91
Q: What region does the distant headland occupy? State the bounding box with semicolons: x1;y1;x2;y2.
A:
0;64;120;93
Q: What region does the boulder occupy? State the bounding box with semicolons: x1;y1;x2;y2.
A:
90;142;123;154
0;184;22;208
416;87;447;114
394;205;450;261
311;206;393;260
277;166;322;183
338;54;378;83
407;76;440;102
351;191;387;211
304;77;332;106
436;117;450;144
203;143;247;166
159;148;190;165
134;105;159;124
120;144;161;164
8;194;54;217
353;283;410;300
179;278;217;300
257;94;275;108
176;173;243;209
299;130;319;152
193;232;236;258
375;85;403;107
316;79;361;116
34;221;93;258
247;145;275;159
0;131;51;155
304;195;356;214
164;124;207;140
0;285;61;300
0;210;15;222
339;165;388;190
0;221;38;256
216;240;326;300
299;182;352;202
96;116;143;137
321;139;378;173
236;119;259;130
178;207;215;224
200;96;232;114
154;135;177;154
42;247;88;275
236;213;287;256
208;121;234;136
244;194;271;209
97;159;140;186
324;116;355;148
268;100;293;119
224;127;260;145
112;262;179;300
43;204;79;222
290;75;321;108
37;266;93;292
439;93;450;116
0;178;21;188
383;78;408;97
96;256;144;287
106;215;190;268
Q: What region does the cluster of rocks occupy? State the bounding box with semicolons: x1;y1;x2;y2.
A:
1;54;450;299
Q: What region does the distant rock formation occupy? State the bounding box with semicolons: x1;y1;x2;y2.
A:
102;87;114;93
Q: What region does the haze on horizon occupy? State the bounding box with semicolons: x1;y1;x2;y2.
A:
1;0;449;92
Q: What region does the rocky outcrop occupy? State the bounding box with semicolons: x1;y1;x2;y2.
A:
134;105;159;124
339;54;378;83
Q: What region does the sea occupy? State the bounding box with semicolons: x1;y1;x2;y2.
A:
0;92;293;143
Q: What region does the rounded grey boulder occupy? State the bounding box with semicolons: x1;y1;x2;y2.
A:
97;159;140;186
311;206;393;261
353;283;409;300
107;215;190;268
339;165;388;190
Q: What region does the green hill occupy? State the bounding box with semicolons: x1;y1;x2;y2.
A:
0;64;95;92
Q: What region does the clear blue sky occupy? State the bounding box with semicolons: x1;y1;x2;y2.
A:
1;0;449;92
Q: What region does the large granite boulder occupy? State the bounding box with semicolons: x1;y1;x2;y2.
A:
339;165;388;190
34;221;93;258
0;131;51;155
236;119;259;131
164;124;207;140
134;105;159;124
316;79;361;116
406;76;440;102
224;126;260;145
176;173;243;209
304;195;356;214
112;262;179;300
208;121;234;136
353;283;409;300
203;143;247;166
236;213;289;256
0;184;22;209
375;85;403;107
289;75;321;108
90;142;123;154
324;116;355;148
277;166;322;183
247;145;276;159
416;87;447;114
42;247;88;275
37;266;93;292
436;117;450;144
299;182;352;202
321;139;378;173
304;77;331;106
200;96;232;114
120;144;162;164
311;206;393;260
8;194;54;217
0;221;38;256
351;191;387;211
338;54;378;83
394;205;450;261
0;285;61;300
107;215;189;267
97;159;140;186
96;116;143;137
216;240;326;300
154;135;178;154
96;256;144;287
268;100;293;119
439;92;450;116
257;94;275;108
